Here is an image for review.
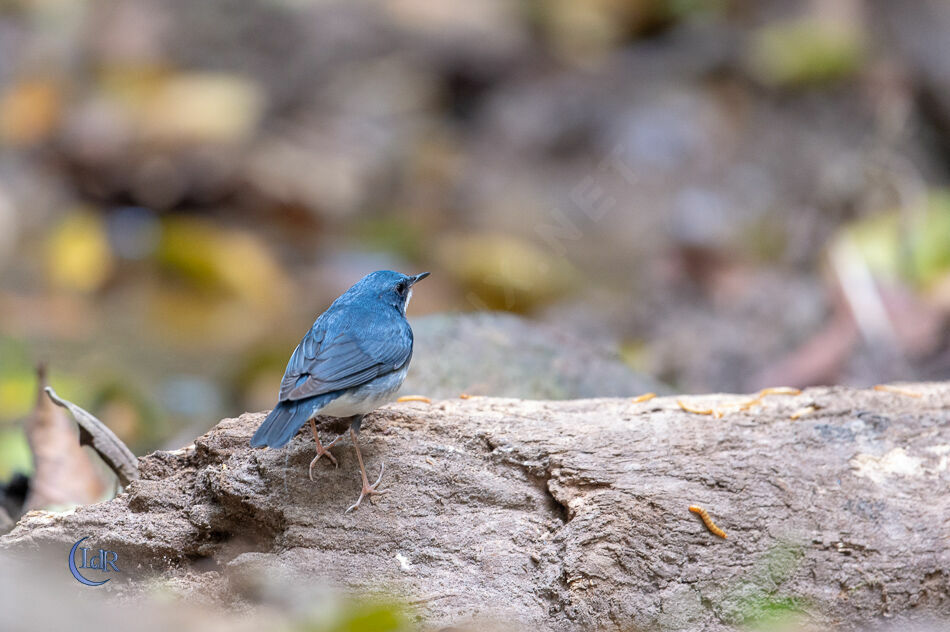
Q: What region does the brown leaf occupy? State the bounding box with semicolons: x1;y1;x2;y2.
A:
44;387;139;487
23;368;107;511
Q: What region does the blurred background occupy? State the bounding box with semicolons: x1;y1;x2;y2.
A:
2;0;950;482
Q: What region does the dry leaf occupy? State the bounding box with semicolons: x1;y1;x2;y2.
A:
45;387;139;487
24;368;106;511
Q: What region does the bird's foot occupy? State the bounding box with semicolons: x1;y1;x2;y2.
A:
345;462;387;513
308;433;342;480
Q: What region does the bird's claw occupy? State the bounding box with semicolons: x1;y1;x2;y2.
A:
308;434;342;480
345;462;387;513
308;452;335;479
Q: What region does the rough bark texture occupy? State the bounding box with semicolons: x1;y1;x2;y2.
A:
3;384;950;630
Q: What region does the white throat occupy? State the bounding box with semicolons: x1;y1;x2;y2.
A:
402;288;413;315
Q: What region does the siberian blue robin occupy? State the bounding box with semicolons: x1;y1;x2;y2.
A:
251;270;429;512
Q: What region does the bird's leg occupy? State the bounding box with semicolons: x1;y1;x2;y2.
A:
308;417;341;479
345;427;387;513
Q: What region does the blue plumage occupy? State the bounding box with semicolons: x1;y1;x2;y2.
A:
249;392;341;449
250;270;427;452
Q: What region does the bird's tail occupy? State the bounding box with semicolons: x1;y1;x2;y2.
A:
250;399;312;448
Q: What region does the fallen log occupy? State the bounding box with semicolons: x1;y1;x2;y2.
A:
3;384;949;630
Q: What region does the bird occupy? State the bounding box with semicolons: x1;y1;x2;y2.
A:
250;270;429;512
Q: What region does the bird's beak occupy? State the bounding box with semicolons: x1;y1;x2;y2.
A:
409;272;430;286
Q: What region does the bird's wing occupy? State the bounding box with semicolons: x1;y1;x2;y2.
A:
278;310;412;402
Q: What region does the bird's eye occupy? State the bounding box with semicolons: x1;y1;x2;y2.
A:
396;282;407;295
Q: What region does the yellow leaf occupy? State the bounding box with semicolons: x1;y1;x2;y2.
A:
436;233;577;311
747;18;865;86
46;211;114;292
158;217;292;308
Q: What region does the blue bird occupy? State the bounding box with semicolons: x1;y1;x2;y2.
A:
251;270;429;512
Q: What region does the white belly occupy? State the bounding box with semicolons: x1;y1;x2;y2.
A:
315;364;408;418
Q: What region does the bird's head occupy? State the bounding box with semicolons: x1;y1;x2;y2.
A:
349;270;430;315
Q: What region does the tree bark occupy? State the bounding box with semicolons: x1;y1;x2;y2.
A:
3;384;950;630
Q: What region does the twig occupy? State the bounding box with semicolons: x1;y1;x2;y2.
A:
397;395;432;404
873;384;922;398
790;405;818;420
